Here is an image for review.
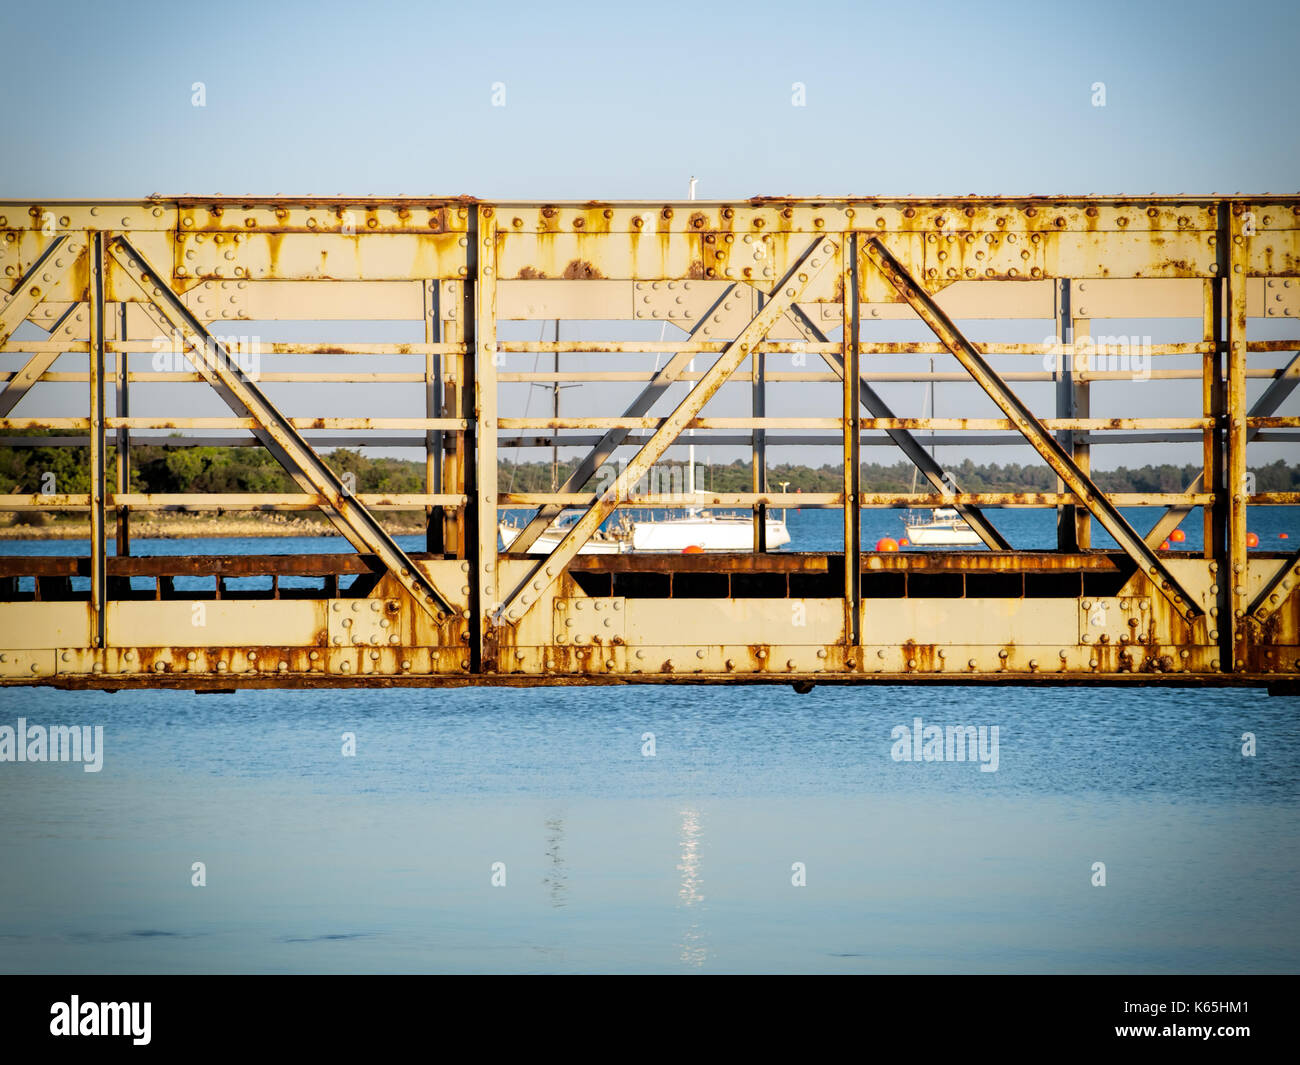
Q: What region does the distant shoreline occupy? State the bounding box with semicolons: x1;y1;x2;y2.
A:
0;514;425;541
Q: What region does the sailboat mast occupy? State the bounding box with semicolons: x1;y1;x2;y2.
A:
551;318;559;494
928;354;936;459
910;358;932;496
687;175;697;503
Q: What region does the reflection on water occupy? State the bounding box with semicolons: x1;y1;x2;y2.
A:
677;807;707;967
0;672;1297;973
542;815;567;909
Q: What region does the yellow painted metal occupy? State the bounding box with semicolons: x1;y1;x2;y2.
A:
0;195;1295;690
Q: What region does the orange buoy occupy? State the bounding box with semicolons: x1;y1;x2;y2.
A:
898;538;910;547
876;537;899;552
1281;532;1290;539
1169;528;1186;543
682;544;704;554
1246;532;1259;548
1159;540;1171;551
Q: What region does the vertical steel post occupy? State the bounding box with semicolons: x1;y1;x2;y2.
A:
424;279;444;553
440;278;467;559
115;301;130;556
1054;279;1078;551
752;294;767;552
842;234;861;651
1226;203;1250;671
1070;306;1092;549
1203;276;1225;561
88;231;107;649
551;319;560;496
473;206;499;673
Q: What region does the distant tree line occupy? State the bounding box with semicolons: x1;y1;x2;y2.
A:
0;439;422;496
505;456;1300;495
2;434;1297;496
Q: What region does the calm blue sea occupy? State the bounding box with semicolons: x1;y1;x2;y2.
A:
0;510;1297;973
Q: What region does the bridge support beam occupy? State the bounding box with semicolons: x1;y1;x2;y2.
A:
789;305;1012;552
106;236;455;621
862;236;1204;626
496;235;841;627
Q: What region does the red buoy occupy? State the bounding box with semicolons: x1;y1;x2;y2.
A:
876;537;899;552
1246;532;1259;548
898;538;910;547
1159;540;1171;551
1281;532;1290;540
1169;528;1186;543
682;544;704;554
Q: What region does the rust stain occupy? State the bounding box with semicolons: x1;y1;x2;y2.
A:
561;259;603;280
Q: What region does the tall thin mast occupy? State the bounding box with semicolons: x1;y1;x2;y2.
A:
687;176;697;501
929;354;936;459
551;318;559;494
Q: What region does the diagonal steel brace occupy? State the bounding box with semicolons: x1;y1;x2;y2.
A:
0;303;88;416
863;236;1203;623
787;304;1011;551
107;236;453;620
1248;550;1300;624
1144;350;1300;547
0;235;76;348
506;290;737;554
497;235;842;625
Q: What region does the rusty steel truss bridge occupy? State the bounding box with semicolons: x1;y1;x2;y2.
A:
0;195;1297;693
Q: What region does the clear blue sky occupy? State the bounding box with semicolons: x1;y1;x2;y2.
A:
3;0;1297;472
2;0;1297;198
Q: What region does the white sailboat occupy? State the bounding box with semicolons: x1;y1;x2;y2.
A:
627;491;791;552
499;509;630;554
631;175;789;552
500;175;791;555
499;319;627;554
903;506;980;546
902;356;981;547
498;490;792;554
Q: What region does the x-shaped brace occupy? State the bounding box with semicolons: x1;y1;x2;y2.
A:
863;237;1203;624
496;235;841;625
107;236;454;621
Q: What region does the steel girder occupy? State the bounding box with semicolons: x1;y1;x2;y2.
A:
0;195;1297;691
787;304;1012;552
862;236;1204;626
495;235;841;626
505;288;742;556
107;236;455;621
1144;350;1300;548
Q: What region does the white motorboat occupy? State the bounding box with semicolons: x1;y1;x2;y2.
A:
629;505;790;552
499;510;630;554
899;355;982;548
499;501;790;554
902;506;981;546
